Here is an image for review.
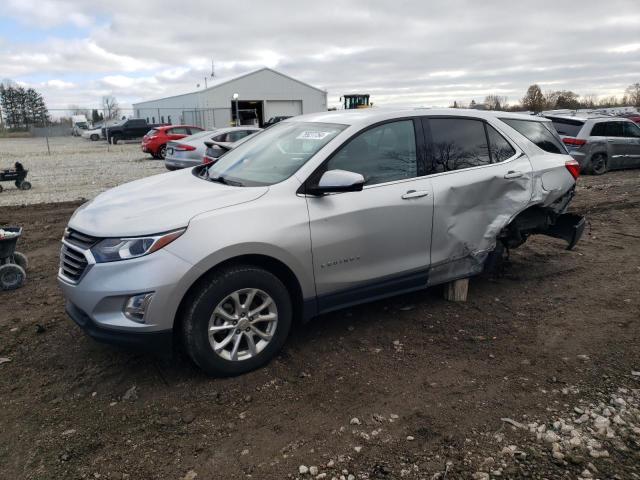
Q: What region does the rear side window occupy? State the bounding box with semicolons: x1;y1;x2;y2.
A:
501;119;566;154
429;118;491;172
548;118;584;137
590;122;607;136
170;127;189;135
486;125;516;162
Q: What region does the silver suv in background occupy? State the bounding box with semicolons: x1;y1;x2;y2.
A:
544;115;640;174
59;109;584;376
164;126;261;170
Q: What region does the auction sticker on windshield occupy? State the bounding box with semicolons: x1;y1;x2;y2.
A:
296;131;333;140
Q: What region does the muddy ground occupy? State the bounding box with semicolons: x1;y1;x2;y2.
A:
0;171;638;480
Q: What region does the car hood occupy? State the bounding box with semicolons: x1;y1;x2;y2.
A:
69;169;268;237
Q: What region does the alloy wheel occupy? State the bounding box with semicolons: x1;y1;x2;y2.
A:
208;288;278;362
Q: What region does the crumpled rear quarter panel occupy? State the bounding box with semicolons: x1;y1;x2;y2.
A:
428;154;533;285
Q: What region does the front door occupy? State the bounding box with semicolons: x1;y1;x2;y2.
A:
622;121;640;168
305;119;434;311
604;121;628;169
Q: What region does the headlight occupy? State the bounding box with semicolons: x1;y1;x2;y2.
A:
91;229;185;263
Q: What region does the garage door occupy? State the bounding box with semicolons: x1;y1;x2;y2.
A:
265;100;303;120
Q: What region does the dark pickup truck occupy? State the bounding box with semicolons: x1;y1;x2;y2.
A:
103;119;166;144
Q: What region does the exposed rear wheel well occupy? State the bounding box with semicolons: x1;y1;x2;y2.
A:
500;204;553;249
173;254;305;341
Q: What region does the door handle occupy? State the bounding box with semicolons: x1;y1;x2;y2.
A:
503;170;523;179
401;190;429;200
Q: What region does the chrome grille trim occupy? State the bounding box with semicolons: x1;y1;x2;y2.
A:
64;228;99;250
59;241;93;284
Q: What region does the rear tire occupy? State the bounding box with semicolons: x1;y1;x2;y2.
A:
91;134;99;141
19;181;31;190
0;264;26;290
112;135;121;145
182;265;292;377
590;154;607;175
166;166;178;171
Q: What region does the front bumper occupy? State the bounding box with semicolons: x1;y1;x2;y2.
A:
58;246;194;350
66;301;173;352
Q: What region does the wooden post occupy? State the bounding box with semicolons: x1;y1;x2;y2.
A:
444;278;469;302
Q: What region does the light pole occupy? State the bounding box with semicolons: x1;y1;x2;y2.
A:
233;93;239;126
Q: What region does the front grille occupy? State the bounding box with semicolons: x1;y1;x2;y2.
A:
64;228;99;249
60;244;89;283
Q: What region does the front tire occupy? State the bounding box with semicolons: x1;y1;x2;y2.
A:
159;145;167;159
590;154;607;175
112;135;121;145
91;134;99;141
182;265;292;376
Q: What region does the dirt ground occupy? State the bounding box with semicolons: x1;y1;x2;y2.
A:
0;171;638;480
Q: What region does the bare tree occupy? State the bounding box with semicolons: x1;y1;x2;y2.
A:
626;83;640;107
522;85;546;112
102;95;120;120
484;95;508;110
581;94;598;109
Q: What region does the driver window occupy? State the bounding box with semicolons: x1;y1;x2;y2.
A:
623;122;640;138
326;120;417;186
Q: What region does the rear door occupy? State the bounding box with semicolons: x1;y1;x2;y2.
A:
306;118;434;308
425;116;531;284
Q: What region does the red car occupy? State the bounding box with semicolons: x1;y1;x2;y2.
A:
620;113;640;125
141;125;204;159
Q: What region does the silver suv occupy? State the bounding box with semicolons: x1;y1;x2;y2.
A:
544;115;640;174
58;109;584;376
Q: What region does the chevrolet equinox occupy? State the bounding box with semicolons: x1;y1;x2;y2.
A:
59;109;585;376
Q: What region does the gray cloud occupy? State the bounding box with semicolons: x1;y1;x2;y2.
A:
2;0;639;110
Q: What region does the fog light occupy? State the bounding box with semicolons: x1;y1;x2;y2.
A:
124;293;154;323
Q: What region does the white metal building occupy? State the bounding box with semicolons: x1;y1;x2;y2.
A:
132;67;327;129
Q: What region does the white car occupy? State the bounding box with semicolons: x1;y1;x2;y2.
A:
81;128;103;141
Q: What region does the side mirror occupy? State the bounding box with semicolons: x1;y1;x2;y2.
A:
309;169;365;195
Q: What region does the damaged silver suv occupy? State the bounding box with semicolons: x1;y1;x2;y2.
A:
58;109;585;376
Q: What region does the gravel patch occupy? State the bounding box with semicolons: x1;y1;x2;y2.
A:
0;136;166;206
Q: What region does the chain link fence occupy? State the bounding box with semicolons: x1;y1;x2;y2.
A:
0;106;235;155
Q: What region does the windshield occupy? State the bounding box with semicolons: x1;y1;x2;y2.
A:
206;122;346;186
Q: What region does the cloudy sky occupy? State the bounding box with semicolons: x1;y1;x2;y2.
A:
1;0;639;113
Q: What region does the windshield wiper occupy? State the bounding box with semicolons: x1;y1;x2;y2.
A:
208;175;244;187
